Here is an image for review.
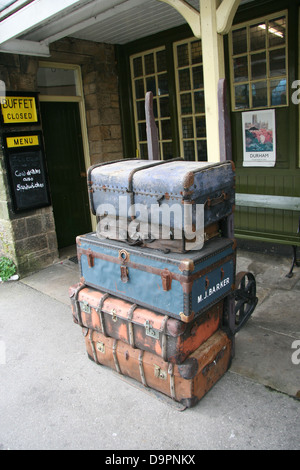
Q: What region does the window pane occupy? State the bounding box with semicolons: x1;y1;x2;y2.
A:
269;49;286;77
183;141;195;161
232;27;247;55
177;43;189;67
196;116;206;138
251;52;266;80
191;40;202;64
179;68;191;91
135;79;144;99
234;84;249;109
138;122;147;141
252;81;268;108
159;97;170;118
145;53;155;75
133;57;143;78
162;142;173;160
194;91;205;113
192;66;204;89
146;76;156;96
197;140;207;161
182;117;194;138
156;50;166;72
180;93;192;115
250;23;266;51
233;56;248;82
161;119;172;140
140;143;148;159
271;79;286;106
158;74;168;95
268;17;286;48
137;100;145;120
37;67;78;96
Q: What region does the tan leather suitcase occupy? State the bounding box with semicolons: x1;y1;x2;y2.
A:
70;283;224;364
82;328;232;408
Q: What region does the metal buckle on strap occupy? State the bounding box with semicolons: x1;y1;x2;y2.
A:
144;320;159;339
154;365;167;380
80;300;91;314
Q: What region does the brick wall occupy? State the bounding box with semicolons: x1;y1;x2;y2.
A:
0;37;123;277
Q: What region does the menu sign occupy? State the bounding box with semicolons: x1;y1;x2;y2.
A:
0;92;39;125
3;132;51;213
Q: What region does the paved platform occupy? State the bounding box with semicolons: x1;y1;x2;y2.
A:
0;246;299;450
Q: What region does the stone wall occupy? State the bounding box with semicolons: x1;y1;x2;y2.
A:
48;38;123;164
0;53;59;276
0;37;123;277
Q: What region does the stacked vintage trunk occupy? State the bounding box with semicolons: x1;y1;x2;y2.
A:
69;158;236;409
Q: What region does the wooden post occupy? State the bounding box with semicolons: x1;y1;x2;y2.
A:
199;0;224;162
218;78;232;162
145;91;160;160
157;0;240;162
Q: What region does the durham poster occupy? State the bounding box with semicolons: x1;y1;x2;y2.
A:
242;109;276;167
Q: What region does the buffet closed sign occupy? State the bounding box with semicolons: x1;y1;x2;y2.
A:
0;93;39;125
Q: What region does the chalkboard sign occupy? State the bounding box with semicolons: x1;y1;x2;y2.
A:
3;132;51;213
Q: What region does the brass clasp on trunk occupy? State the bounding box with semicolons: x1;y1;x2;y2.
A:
96;342;105;353
154;365;167;380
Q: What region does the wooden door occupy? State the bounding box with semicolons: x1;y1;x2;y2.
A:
40;101;91;248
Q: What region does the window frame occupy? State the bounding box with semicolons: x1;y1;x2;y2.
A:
130;46;172;160
173;37;207;161
229;10;289;112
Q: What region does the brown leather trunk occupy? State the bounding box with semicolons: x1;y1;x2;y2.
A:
83;328;232;408
70;283;224;364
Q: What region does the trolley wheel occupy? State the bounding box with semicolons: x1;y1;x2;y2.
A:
234;271;258;333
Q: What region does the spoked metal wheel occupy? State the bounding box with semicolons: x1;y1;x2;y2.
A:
234;271;258;333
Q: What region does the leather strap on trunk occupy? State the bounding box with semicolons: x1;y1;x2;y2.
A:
96;293;110;337
127;304;138;348
127;158;183;219
73;283;87;326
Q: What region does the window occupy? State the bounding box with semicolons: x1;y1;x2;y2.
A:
130;47;173;160
37;66;80;97
174;38;207;161
229;12;288;111
129;38;208;162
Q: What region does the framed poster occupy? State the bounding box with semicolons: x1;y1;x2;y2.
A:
242;109;276;167
2;131;51;213
0;92;40;126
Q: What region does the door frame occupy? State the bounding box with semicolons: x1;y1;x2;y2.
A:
38;61;96;231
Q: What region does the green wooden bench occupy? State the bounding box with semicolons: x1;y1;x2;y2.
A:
236;193;300;278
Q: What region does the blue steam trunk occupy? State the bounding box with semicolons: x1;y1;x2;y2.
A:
77;233;236;323
87;159;235;251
